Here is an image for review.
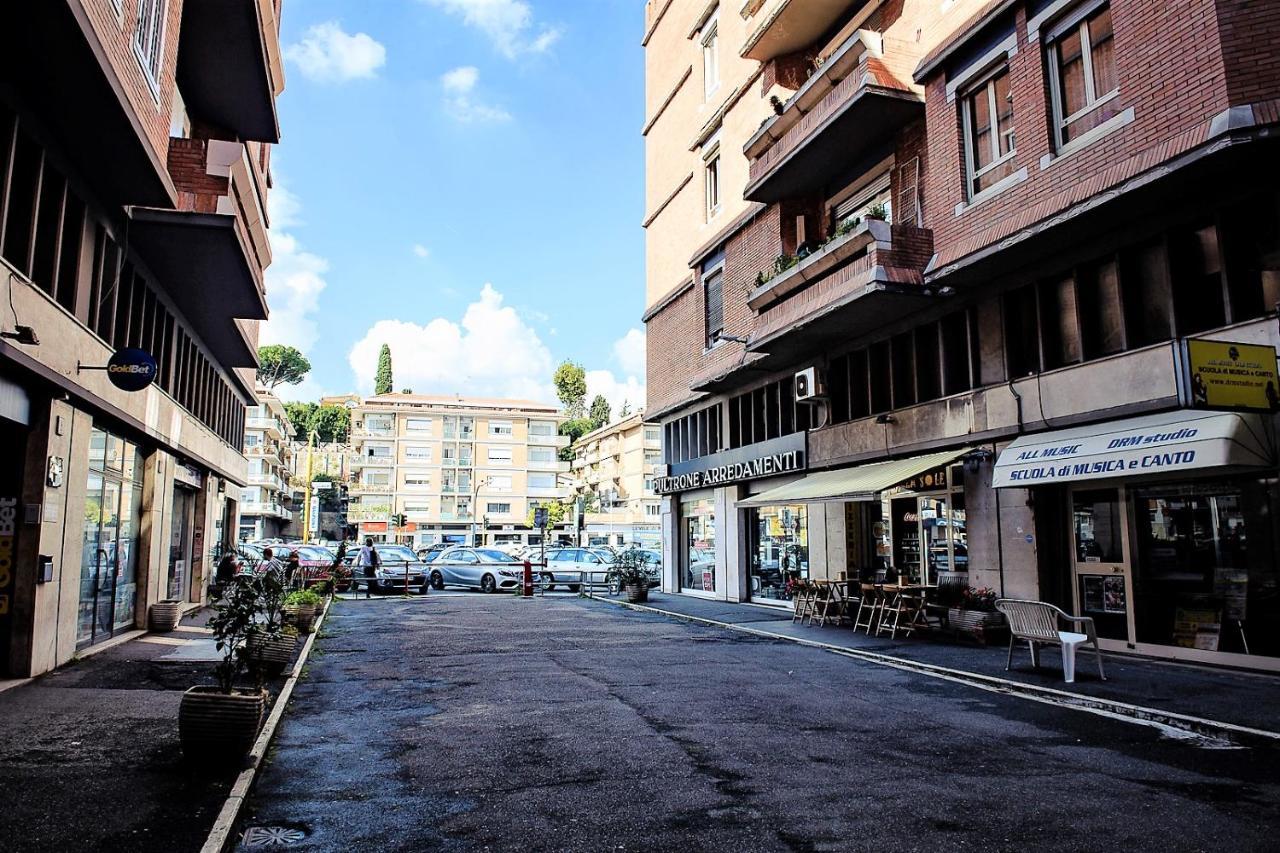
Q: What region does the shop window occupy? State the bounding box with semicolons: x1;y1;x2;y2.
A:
914;323;941;402
1038;275;1082;369
1220;194;1280;321
1170;223;1226;335
682;498;716;592
1077;258;1125;358
1119;239;1173;347
749;505;809;603
1047;2;1119;148
890;332;916;408
869;341;891;414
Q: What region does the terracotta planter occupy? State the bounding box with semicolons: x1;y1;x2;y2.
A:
624;583;649;604
179;686;266;761
148;601;183;633
246;632;297;678
284;604;317;633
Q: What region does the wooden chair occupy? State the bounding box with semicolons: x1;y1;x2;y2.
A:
853;584;880;633
995;598;1106;683
875;587;924;639
791;585;815;623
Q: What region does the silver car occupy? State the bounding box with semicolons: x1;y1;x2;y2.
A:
369;544;429;594
427;547;533;593
543;548;617;592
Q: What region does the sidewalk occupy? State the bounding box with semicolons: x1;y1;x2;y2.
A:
0;610;250;852
582;592;1280;738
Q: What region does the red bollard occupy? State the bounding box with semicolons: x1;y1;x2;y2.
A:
522;560;534;597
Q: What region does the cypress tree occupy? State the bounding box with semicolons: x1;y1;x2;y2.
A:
375;344;393;395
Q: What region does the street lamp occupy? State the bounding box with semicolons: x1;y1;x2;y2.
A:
471;475;492;547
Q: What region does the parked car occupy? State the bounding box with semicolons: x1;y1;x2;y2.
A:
542;548;612;591
427;547;538;593
268;543;338;586
369;544;429;594
416;543;453;563
235;543;265;575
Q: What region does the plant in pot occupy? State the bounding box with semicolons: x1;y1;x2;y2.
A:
179;577;268;761
148;600;183;632
245;568;297;679
608;548;654;603
945;586;1006;640
283;588;324;633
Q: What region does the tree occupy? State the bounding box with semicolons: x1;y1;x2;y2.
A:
283;402;316;439
619;400;632;418
525;500;568;529
588;395;611;429
310;405;351;443
375;344;393;395
257;345;311;389
557;417;594;461
553;360;587;419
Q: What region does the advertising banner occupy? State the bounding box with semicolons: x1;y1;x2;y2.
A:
1183;339;1279;411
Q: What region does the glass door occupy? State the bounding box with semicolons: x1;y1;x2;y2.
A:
1070;487;1135;646
168;487;195;601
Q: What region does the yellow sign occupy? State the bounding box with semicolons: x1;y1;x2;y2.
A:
1185;339;1279;411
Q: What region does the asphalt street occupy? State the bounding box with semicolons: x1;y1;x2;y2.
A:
237;593;1280;852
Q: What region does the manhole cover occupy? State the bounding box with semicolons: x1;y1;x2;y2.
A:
243;826;307;846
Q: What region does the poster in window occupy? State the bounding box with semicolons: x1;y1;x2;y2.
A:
1082;575;1105;612
1103;576;1127;614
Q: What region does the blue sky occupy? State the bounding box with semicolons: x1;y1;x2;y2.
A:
262;0;647;410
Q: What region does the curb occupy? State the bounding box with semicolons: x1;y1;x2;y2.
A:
589;595;1280;748
199;598;333;853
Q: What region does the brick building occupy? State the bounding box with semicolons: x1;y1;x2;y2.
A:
0;0;284;676
644;0;1280;669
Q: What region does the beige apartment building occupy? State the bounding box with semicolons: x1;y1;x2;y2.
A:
239;389;296;542
569;413;664;548
348;394;571;548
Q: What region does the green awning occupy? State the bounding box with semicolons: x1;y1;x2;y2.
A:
737;447;973;507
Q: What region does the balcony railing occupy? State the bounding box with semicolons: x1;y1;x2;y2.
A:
527;459;570;473
240;501;291;519
351;482;394;495
442;429;476;441
442;458;474;468
740;0;869;62
528;433;570;448
245;415;283;436
743;31;923;203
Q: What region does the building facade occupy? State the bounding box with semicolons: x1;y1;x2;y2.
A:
643;0;1280;669
347;394;572;548
0;0;283;676
569;413;664;548
239;389;295;542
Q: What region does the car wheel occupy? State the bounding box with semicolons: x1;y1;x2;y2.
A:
480;574;496;594
609;581;621;595
430;571;445;590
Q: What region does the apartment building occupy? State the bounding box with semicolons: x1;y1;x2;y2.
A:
0;0;283;676
643;0;1280;669
239;389;296;541
348;394;571;548
569;413;664;548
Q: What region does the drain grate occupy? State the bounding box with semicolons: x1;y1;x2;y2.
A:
242;826;307;847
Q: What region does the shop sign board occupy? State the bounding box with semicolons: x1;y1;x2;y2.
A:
1181;339;1279;411
655;433;806;495
106;348;159;392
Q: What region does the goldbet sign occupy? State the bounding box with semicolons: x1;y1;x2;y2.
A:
655;433;806;494
107;348;158;392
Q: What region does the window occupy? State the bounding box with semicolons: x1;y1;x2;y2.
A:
487;447;513;464
528;446;555;463
645;504;661;518
703;267;724;347
704;146;722;221
701;9;720;99
488;475;513;492
1048;2;1119;147
529;473;556;490
133;0;165;93
404;473;432;489
529;421;555;436
406;418;432;432
404;503;431;516
644;426;660;443
487;502;512;515
644;449;662;465
405;445;432;461
829;170;892;232
962;66;1016;197
488;420;513;436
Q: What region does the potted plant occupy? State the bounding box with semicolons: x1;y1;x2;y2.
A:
943;586;1006;642
608;548;654;603
283;588;324;633
178;577;268;761
148;600;183;632
245;568;297;678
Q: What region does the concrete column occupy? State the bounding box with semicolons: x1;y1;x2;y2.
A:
713;486;735;601
722;485;748;602
965;453;1039;598
808;504;829;580
660;495;677;593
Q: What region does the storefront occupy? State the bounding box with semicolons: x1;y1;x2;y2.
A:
993;408;1279;670
880;463;968;588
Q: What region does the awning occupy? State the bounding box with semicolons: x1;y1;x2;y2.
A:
992;410;1274;488
738;447;973;507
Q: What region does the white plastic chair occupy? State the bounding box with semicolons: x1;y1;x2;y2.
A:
995;599;1106;683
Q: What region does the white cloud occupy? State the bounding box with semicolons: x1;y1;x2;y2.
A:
586;370;645;421
412;243;431;258
440;66;512;123
422;0;561;59
261;230;328;354
268;184;303;229
348;284;555;401
285;22;386;82
613;328;646;378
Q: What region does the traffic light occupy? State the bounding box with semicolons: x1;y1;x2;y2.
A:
394;513;408;527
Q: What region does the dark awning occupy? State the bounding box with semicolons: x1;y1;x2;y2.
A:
128;208;266;369
177;0;282;143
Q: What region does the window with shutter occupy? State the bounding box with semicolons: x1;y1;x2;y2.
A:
704;269;724;347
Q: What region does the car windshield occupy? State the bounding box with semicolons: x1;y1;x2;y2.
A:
590;550;616;563
376;546;418;562
478;549;519;563
298;547;332;561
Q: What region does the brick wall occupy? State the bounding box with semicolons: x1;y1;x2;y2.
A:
167;137;228;213
1214;0;1280;105
920;0;1238;269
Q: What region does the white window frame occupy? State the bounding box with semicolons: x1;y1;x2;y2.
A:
487;502;513;516
1045;0;1119;151
701;9;720;100
133;0;166;99
404;445;432;461
487;447;513;465
528;473;557;490
703;137;722;221
488;420;514;437
645;504;661;517
488;475;513;492
961;65;1017;201
529;421;555;436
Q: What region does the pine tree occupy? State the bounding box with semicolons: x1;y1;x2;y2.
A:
375;344;393;395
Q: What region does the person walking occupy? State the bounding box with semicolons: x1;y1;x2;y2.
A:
357;538;380;599
285;550;302;590
260;546;285;581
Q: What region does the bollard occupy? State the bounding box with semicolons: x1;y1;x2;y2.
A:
523;560;534;597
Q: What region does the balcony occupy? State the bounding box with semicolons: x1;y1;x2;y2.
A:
442;458;474;468
352;455;395;469
241;501;291;519
351;483;394;496
528;487;566;500
527;459;570;473
528;433;570;448
743;31;923;204
347;505;391;522
442;429;476;441
442;483;474;495
176;0;284;143
246;443;283;465
246;415;283;438
247;471;285;492
741;0;869;62
439;512;474;522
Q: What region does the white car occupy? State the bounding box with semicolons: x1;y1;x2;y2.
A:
542;548;614;591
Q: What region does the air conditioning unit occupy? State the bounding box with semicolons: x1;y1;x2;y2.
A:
794;367;827;402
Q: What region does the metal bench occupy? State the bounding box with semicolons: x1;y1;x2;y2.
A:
994;598;1106;683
